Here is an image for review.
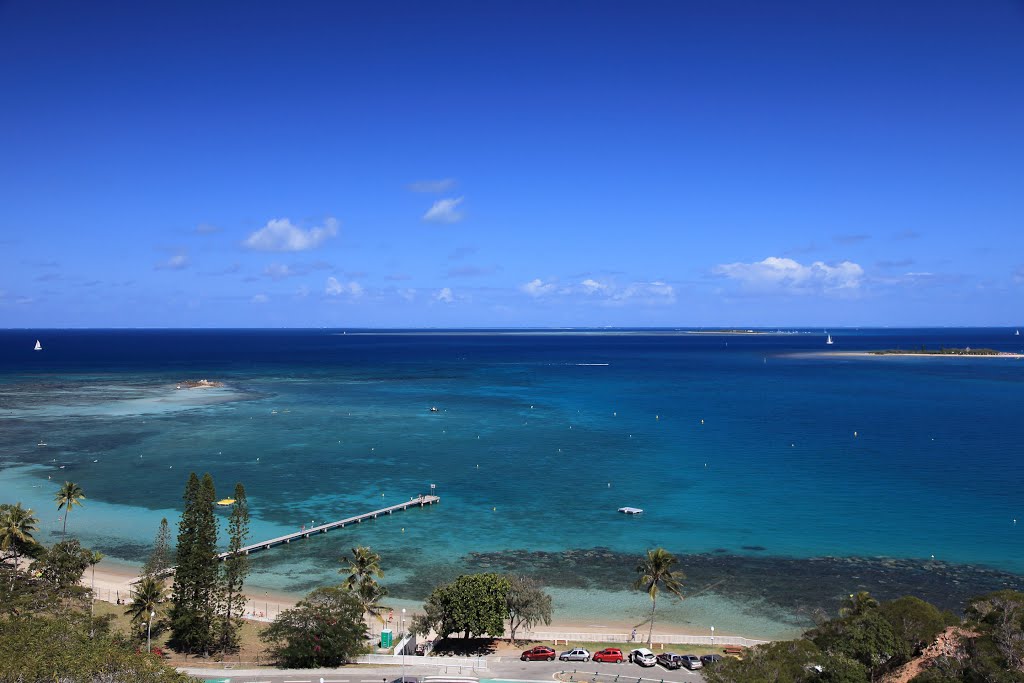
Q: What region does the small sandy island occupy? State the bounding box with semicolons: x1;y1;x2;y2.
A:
175;379;226;389
806;351;1024;359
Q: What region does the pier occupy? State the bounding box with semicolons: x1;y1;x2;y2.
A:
220;494;440;560
135;494;439;582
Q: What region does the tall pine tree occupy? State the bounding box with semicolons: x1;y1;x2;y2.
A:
169;473;219;656
219;482;249;653
142;517;172;578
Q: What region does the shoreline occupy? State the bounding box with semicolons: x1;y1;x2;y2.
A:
82;562;766;639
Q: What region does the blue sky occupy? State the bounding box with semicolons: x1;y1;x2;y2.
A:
2;1;1022;328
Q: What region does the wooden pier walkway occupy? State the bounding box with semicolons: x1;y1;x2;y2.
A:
218;494;440;560
133;495;439;583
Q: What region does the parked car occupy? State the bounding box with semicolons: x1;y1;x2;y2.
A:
628;648;657;667
679;654;703;670
700;654;723;666
560;648;592;662
656;652;684;669
521;645;556;661
594;648;624;663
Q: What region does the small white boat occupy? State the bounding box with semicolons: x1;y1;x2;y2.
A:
34;340;42;351
37;441;47;447
1016;329;1020;336
429;406;439;413
618;506;644;515
826;334;834;345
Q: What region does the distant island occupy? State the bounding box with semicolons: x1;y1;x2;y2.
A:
176;379;225;389
870;347;1001;356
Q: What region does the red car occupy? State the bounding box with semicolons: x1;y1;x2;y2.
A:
521;645;557;661
594;648;625;663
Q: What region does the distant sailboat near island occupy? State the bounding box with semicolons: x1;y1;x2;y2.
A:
826;334;834;345
33;340;42;351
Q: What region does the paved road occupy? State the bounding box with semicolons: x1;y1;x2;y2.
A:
184;658;706;683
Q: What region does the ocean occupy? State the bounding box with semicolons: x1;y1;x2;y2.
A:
1;328;1022;639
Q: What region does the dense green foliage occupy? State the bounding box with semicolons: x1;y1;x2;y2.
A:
506;574;553;643
219;482;250;653
0;613;194;683
169;472;220;655
415;572;511;639
634;547;686;645
0;496;194;682
705;591;1024;683
260;586;368;668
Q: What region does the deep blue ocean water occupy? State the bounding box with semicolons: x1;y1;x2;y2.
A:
1;328;1022;637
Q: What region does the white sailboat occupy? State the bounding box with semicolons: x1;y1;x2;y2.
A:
826;334;834;345
33;340;42;351
1016;329;1020;336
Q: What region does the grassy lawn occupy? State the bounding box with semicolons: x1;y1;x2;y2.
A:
94;600;274;667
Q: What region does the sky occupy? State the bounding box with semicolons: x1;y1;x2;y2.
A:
1;0;1022;328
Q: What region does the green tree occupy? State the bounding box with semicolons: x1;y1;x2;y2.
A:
506;575;553;644
0;613;191;682
169;472;220;656
341;546;388;625
54;481;85;540
634;548;685;645
142;517;173;578
261;586;368;668
419;573;511;640
219;482;250;653
704;639;824;683
840;591;880;618
879;595;954;658
964;590;1024;679
87;550;103;637
126;575;168;643
809;609;903;673
0;503;41;574
342;545;384;590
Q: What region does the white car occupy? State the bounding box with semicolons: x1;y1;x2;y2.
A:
560;648;592;662
629;648;657;667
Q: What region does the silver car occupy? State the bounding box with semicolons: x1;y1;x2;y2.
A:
560;648;592;662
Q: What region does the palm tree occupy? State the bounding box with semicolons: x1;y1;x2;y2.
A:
126;575;166;629
840;591;879;618
634;548;686;645
54;481;85;539
342;546;383;590
0;503;38;570
88;550;103;637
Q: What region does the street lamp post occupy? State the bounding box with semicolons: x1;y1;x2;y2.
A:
147;610;155;654
401;608;407;683
710;625;715;646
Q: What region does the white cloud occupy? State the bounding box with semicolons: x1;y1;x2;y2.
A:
325;276;363;298
251;294;269;304
156;251;189;270
423;197;464;224
713;256;864;294
521;278;558;297
244;217;339;252
398;288;417;301
436;287;454;303
408;178;457;193
581;278;610;294
194;223;220;235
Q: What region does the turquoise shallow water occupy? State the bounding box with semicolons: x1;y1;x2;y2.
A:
1;329;1022;638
